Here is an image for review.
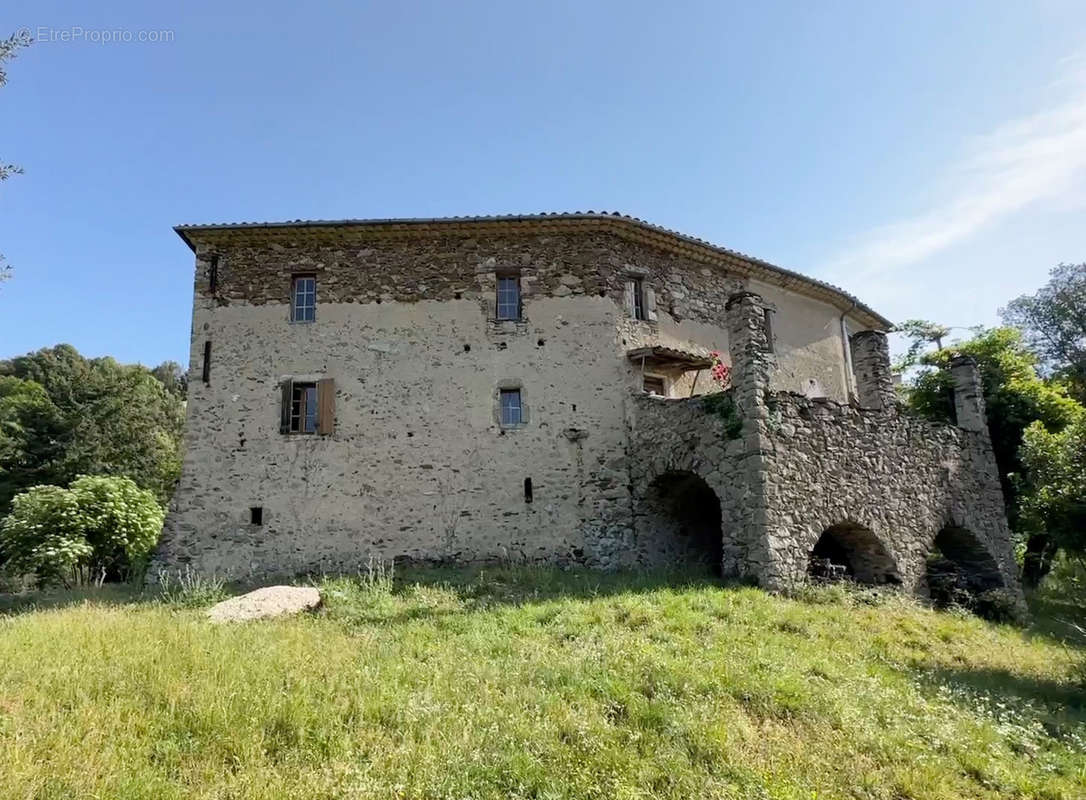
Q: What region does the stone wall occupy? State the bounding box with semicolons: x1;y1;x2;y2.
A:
627;294;1023;605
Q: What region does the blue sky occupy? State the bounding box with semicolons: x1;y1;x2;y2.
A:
2;1;1085;366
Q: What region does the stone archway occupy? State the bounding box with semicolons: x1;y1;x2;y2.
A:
637;470;723;573
807;521;900;585
925;525;1006;609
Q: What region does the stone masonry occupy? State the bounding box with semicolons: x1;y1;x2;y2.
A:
153;213;1022;604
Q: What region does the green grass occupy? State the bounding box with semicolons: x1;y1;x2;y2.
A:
0;567;1084;799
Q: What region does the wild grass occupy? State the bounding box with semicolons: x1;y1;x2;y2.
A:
0;566;1083;799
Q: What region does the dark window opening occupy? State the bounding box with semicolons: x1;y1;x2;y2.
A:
202;341;211;384
496;275;521;321
463;343;471;352
500;388;522;426
289;382;318;433
291;275;316;322
524;477;533;503
208;254;219;292
632;278;646;320
643;376;666;396
250;506;263;525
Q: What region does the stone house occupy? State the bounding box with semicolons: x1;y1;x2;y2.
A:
153;212;1021;601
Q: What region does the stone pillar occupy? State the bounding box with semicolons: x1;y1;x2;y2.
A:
724;291;775;421
951;355;987;433
849;330;896;411
723;291;779;588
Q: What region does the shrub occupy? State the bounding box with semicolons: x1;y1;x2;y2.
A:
0;476;164;587
0;485;93;586
69;475;164;580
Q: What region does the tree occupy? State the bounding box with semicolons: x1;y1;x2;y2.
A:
1002;263;1086;403
0;30;32;286
1018;416;1086;567
893;319;952;371
0;345;185;514
901;327;1084;586
151;360;188;399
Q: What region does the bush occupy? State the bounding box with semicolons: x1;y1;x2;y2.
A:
0;476;164;587
0;485;92;586
69;475;164;579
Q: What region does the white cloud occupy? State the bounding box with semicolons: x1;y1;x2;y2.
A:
823;54;1086;280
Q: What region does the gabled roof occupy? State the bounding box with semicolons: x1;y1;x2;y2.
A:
175;211;891;330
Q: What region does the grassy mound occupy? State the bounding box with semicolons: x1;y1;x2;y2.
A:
0;567;1083;799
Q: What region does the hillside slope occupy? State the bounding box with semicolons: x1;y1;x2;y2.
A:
0;568;1083;799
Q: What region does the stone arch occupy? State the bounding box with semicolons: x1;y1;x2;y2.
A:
637;470;724;573
807;521;900;585
925;524;1005;606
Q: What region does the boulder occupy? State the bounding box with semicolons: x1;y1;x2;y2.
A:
207;585;321;623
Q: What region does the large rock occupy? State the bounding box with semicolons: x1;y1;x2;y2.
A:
207;585;321;623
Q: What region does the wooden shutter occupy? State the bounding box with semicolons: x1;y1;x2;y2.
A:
645;286;658;322
317;378;335;435
279;380;293;434
623;281;636;316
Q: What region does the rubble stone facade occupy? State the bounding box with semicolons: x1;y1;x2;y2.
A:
153;214;1022;603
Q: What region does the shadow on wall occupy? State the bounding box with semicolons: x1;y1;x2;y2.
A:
807;521;900;586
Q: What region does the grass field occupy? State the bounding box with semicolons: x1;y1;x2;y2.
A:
0;567;1084;799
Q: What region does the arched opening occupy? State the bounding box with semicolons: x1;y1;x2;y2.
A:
926;525;1006;613
639;471;723;573
807;522;899;585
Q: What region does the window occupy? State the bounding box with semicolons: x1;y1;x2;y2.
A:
496;275;520;321
250;506;263;525
208;254;219;292
763;308;775;353
291;275;316;322
643;376;666;396
280;378;336;435
202;341;211;384
290;382;318;433
632;278;646;321
625;277;654;321
500;388;522;426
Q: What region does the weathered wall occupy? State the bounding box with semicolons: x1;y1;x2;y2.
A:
626;293;1023;604
155;226;919;584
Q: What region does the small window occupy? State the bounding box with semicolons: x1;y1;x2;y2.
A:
208;254;219;292
291;275;316;322
763;308;775;353
496;275;520;321
290;382;318;433
249;506;263;525
632;278;646;321
524;477;533;503
643;376;666;396
202;341;211;384
500;388;522;426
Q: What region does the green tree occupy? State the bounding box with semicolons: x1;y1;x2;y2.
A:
902;327;1083;586
0;29;32;285
1002;263;1086;403
1018;416;1086;571
0;345;185;514
893;318;952;371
